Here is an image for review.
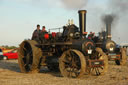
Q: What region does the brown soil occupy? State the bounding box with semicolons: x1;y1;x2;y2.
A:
0;60;128;85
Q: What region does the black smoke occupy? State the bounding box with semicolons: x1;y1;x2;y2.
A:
103;0;128;24
103;14;116;25
101;0;128;42
102;0;128;32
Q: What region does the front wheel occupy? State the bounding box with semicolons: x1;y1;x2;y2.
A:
115;48;127;66
86;48;108;76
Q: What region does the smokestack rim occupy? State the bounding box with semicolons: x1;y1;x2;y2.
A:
78;10;87;14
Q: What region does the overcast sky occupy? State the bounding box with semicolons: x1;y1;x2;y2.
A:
0;0;128;46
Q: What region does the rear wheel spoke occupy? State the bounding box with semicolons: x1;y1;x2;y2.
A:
22;46;33;72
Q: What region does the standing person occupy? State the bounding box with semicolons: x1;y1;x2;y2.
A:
40;26;48;43
41;26;47;36
42;26;47;32
31;24;41;43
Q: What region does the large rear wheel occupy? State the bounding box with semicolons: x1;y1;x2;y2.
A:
59;49;86;78
18;40;42;73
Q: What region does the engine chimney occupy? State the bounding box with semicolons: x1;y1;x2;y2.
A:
106;22;112;40
78;10;87;36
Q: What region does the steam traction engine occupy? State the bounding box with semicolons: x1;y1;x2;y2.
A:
18;10;108;78
92;15;127;65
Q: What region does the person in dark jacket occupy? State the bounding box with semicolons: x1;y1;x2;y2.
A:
40;26;48;43
31;24;41;43
42;26;47;32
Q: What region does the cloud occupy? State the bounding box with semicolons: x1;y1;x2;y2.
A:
109;0;128;14
61;0;88;10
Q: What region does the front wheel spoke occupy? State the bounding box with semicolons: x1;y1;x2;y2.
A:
88;68;92;74
93;67;100;76
99;66;104;70
90;67;94;74
96;67;100;75
94;68;98;75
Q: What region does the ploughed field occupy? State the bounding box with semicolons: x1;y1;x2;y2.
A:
0;60;128;85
